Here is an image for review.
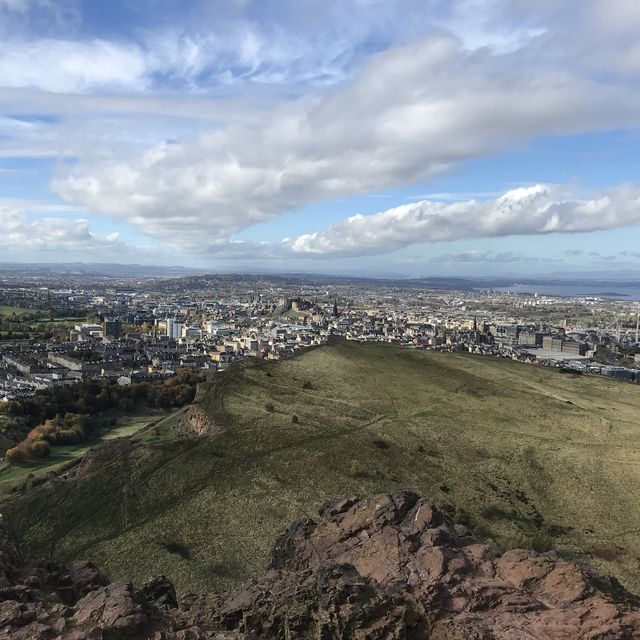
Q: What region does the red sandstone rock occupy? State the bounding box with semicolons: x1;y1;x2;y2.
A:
0;492;639;639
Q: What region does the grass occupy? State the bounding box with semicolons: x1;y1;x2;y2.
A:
2;340;640;596
31;316;85;328
0;306;37;316
0;410;169;493
0;308;83;321
0;308;84;340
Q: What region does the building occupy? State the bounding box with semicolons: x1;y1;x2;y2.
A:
181;326;202;339
103;318;122;340
541;335;587;356
560;340;588;356
601;366;638;382
3;355;49;376
542;335;564;351
518;330;542;347
73;323;103;340
166;318;182;339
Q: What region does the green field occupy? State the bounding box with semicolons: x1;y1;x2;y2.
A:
0;306;84;340
2;340;640;596
32;316;85;326
0;306;83;323
0;306;38;316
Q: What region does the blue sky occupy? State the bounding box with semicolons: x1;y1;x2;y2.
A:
1;0;640;277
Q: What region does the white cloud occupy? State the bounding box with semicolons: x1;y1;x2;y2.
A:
288;185;640;257
0;22;375;95
0;39;149;93
0;206;121;252
0;197;85;213
0;86;267;162
1;0;640;266
53;31;640;250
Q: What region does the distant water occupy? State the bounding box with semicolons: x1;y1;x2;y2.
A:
492;283;640;301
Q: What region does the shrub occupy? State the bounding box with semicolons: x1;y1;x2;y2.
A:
27;439;51;459
349;459;366;478
481;505;508;521
454;507;473;527
590;546;623;562
161;541;191;560
265;402;275;412
514;532;555;553
530;533;554;553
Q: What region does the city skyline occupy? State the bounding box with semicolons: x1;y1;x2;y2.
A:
1;0;640;276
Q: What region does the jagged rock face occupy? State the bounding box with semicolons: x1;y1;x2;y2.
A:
1;492;639;639
262;493;640;638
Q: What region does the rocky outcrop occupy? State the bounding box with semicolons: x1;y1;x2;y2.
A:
1;492;640;639
172;374;230;439
172;404;222;438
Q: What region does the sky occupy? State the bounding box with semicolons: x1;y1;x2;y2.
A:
1;0;640;278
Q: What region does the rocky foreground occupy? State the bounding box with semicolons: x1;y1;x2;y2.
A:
1;492;640;639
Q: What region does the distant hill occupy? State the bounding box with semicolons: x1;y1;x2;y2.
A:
3;340;640;596
0;262;209;278
3;262;640;294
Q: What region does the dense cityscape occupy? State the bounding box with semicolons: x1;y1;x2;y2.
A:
1;270;639;403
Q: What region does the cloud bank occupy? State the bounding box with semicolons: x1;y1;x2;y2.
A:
2;0;640;268
288;185;640;257
54;31;640;249
0;206;120;252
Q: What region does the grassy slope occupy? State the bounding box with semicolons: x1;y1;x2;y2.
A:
3;340;640;595
0;410;170;491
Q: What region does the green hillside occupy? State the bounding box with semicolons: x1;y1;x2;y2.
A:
3;340;640;595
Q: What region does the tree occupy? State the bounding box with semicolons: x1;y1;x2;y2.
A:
5;447;25;464
28;439;51;459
